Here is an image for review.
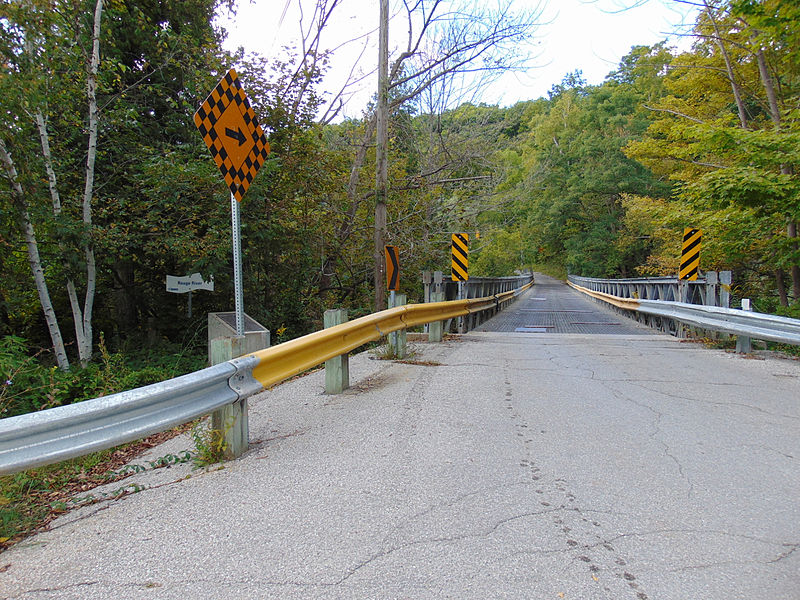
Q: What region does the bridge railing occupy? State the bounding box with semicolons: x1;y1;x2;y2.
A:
568;272;732;307
568;272;732;337
0;276;533;476
567;275;800;349
423;272;533;332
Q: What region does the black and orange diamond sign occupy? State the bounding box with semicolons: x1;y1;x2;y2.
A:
194;68;270;202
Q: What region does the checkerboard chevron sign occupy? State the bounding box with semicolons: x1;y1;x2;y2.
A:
194;69;270;201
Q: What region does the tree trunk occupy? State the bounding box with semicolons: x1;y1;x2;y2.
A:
112;260;138;337
73;0;104;366
0;138;70;370
755;43;800;299
374;0;389;311
789;221;800;300
706;2;748;129
775;268;788;307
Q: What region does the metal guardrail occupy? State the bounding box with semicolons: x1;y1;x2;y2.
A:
568;273;733;336
568;272;732;307
422;273;532;333
0;279;533;475
567;280;800;346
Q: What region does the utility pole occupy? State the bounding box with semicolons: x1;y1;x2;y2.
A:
374;0;389;311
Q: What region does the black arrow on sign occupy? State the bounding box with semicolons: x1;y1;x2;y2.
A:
225;127;247;146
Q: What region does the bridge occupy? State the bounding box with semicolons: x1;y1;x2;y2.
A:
2;274;799;599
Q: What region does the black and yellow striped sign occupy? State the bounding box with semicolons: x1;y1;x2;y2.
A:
194;68;270;202
679;227;701;280
451;233;469;281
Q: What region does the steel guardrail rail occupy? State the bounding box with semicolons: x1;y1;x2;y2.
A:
0;280;533;475
567;281;800;345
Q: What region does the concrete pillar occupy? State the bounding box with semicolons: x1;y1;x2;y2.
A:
209;337;248;460
324;309;350;394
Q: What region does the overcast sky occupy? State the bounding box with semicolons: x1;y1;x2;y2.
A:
219;0;699;118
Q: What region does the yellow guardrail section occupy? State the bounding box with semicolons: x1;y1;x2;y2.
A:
247;281;533;389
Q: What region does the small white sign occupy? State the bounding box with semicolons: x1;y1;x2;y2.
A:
166;273;214;294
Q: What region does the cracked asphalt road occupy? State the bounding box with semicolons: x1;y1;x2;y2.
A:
2;284;799;599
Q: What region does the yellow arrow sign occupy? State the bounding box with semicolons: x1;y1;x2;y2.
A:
194;69;270;202
385;245;400;291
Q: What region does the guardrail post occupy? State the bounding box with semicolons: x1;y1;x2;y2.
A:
389;293;407;358
705;271;719;307
209;337;248;460
736;299;753;353
324;309;350;394
422;271;432;333
720;271;732;308
428;291;445;342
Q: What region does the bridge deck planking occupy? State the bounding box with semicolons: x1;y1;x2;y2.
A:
477;272;653;335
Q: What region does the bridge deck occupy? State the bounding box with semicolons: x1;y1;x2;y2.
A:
477;273;652;334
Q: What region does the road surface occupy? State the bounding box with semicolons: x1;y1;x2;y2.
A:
2;279;798;599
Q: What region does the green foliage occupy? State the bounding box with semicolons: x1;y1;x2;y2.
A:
0;334;205;418
473;230;527;276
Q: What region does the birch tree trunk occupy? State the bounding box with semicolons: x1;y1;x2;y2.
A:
0;138;71;370
34;111;88;351
73;0;104;366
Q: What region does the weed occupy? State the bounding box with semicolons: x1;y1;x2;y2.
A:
372;338;415;361
190;418;234;469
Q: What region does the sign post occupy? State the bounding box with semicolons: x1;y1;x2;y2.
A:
193;68;270;460
166;273;214;318
194;68;270;335
230;193;245;334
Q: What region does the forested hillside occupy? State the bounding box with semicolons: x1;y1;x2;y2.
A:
1;0;798;409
